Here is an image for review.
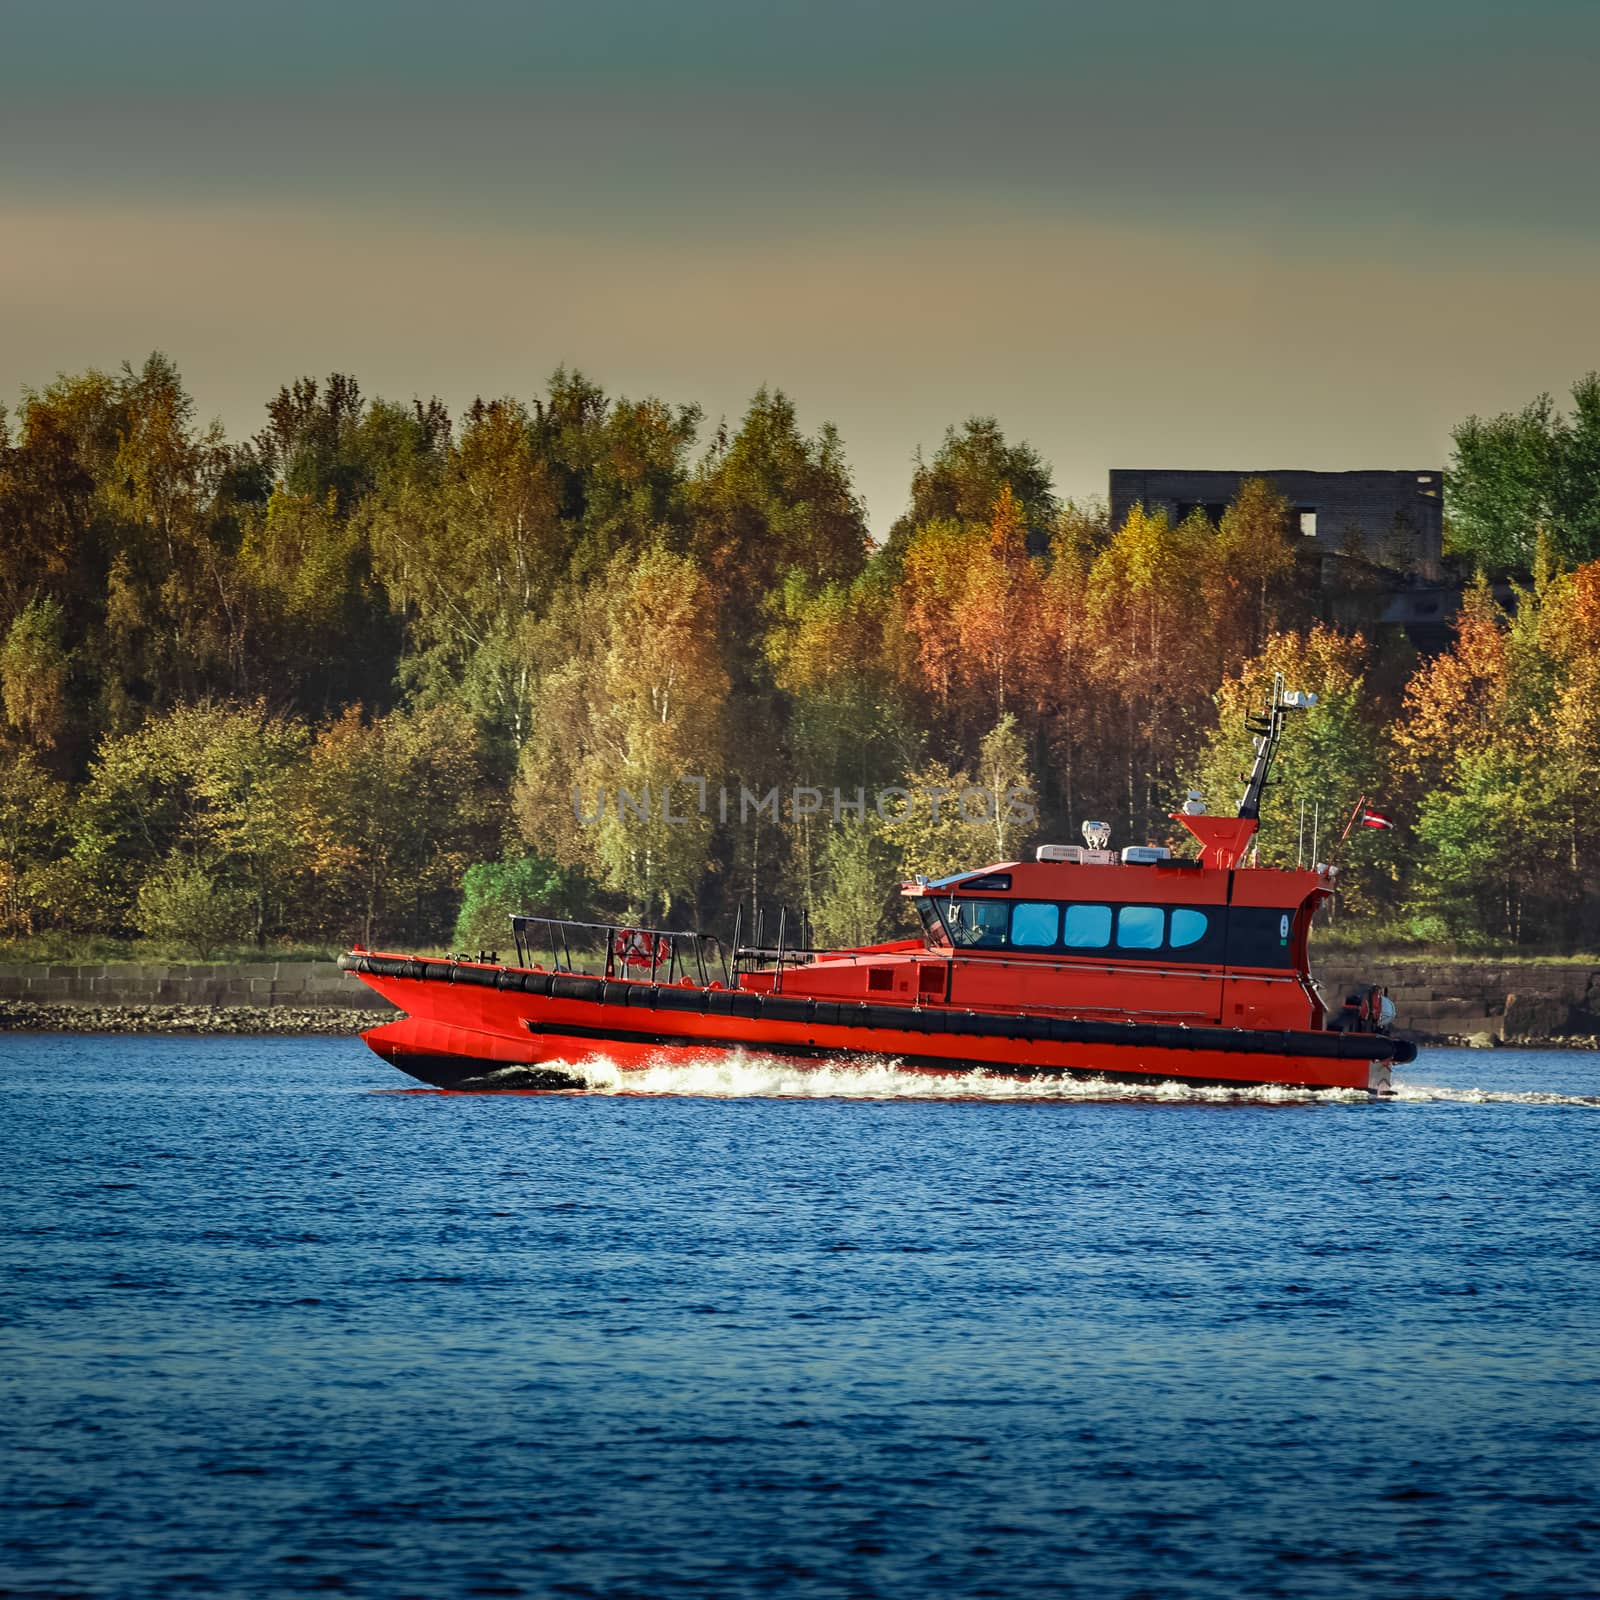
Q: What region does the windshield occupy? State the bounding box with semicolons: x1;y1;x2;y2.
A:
941;897;1010;949
913;898;950;948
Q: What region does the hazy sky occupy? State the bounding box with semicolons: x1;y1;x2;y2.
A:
4;0;1598;528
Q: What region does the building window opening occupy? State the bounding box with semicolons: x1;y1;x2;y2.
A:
1296;506;1318;538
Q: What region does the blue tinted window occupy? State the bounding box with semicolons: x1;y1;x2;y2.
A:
1116;905;1165;949
1169;908;1208;948
1062;904;1112;948
1011;902;1060;948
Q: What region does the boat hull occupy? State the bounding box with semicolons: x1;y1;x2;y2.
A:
343;954;1411;1094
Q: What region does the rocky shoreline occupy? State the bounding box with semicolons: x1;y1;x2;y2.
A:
0;1001;392;1035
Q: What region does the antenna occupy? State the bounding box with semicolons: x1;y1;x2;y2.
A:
1236;672;1317;822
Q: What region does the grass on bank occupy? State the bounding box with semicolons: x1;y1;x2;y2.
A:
0;934;353;967
1310;915;1600;963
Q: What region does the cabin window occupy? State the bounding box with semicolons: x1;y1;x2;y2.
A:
1011;902;1061;948
1116;905;1165;949
945;898;1010;948
1061;903;1113;948
1169;908;1209;948
928;870;1012;891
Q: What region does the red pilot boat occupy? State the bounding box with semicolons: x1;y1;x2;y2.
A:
342;679;1415;1093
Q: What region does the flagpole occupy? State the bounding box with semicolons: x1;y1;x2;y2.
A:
1331;793;1367;866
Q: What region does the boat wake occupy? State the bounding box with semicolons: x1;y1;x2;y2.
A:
553;1053;1372;1104
1389;1080;1600;1108
393;1056;1599;1107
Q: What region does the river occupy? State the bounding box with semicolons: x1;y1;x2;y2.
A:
2;1037;1597;1598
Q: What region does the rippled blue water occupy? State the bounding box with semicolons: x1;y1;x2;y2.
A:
3;1037;1598;1600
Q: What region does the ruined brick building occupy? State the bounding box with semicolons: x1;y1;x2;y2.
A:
1108;467;1458;649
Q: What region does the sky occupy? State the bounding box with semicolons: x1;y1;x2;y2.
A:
3;0;1599;530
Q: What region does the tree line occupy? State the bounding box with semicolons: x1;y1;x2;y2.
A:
2;356;1599;957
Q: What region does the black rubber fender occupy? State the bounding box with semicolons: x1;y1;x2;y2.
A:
652;986;703;1015
551;973;604;1004
763;996;813;1025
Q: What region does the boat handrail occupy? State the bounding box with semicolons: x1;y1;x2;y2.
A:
510;914;728;988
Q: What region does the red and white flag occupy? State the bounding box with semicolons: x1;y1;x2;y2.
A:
1361;808;1394;830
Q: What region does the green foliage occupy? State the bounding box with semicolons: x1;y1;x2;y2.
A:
297;702;501;947
453;854;587;951
693;389;868;598
134;860;252;960
1;596;72;748
71;701;309;937
1448;374;1600;573
0;749;76;935
1195;628;1384;866
811;818;897;948
888;417;1058;559
973;713;1036;863
513;545;728;921
876;758;1003;881
1411;744;1568;942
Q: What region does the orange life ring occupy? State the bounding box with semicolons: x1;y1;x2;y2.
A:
613;929;669;969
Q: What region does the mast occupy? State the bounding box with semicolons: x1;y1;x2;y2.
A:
1237;671;1315;821
1174;671;1315;869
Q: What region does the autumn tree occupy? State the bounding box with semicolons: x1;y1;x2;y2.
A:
895;486;1050;750
1;597;72;751
1032;504;1108;835
514;547;728;921
886;417;1058;560
764;567;913;789
297;703;500;946
1085;504;1214;841
690;389;868;652
70;701;311;938
1387;562;1600;942
1194;628;1388;898
1201;477;1299;675
0;750;75;935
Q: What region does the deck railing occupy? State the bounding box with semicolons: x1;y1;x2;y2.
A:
510;916;729;988
508;906;835;993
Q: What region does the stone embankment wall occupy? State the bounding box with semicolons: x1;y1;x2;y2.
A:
0;961;394;1012
1317;959;1600;1043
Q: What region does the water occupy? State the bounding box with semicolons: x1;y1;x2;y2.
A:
3;1038;1597;1600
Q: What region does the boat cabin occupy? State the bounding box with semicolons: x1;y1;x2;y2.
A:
741;811;1337;1034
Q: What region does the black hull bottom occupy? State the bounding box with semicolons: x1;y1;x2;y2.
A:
375;1043;1377;1095
381;1051;585;1091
